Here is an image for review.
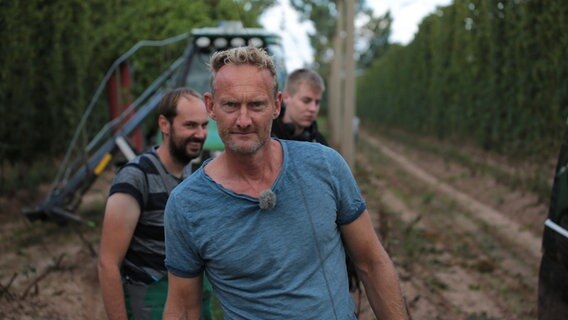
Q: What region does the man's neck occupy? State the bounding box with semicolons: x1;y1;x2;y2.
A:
282;117;305;137
155;145;185;178
207;139;282;197
292;123;305;136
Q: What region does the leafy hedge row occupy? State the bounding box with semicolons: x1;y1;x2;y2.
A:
357;0;568;160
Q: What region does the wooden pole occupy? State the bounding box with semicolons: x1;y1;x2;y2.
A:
341;0;355;169
329;0;344;147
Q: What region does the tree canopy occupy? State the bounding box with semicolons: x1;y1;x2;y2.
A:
357;0;568;161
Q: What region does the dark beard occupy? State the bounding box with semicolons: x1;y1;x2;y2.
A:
169;136;204;164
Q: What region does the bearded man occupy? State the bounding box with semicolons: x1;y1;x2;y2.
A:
98;88;211;320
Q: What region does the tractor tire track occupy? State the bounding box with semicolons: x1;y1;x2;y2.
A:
356;129;540;319
362;131;541;261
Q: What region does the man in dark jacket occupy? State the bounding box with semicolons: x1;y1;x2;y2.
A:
271;68;328;145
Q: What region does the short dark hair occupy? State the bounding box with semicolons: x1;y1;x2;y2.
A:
284;68;325;95
158;87;202;123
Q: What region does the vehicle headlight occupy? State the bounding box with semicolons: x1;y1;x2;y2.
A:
248;37;264;48
195;37;211;48
214;37;228;48
230;37;246;47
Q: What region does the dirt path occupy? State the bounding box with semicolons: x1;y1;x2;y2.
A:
0;174;109;319
365;133;541;261
356;129;545;319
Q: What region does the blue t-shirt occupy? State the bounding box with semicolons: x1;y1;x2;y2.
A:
164;140;366;319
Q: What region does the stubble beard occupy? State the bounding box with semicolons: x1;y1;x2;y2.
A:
225;138;265;155
222;127;270;155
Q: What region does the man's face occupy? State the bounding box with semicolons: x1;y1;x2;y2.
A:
166;96;209;164
283;81;322;129
205;64;281;155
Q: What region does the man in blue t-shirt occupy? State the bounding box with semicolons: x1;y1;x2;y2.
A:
163;47;406;320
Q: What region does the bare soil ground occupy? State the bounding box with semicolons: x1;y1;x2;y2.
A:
0;128;549;319
355;129;547;320
0;173;111;319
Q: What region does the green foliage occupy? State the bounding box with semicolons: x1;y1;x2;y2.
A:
0;0;275;193
358;9;392;69
357;0;568;161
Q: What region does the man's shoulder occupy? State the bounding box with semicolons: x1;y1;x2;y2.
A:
168;167;212;216
282;138;330;150
172;165;206;194
110;151;162;192
281;139;337;162
118;151;159;175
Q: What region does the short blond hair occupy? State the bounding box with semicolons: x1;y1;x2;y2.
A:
209;47;278;95
285;68;325;95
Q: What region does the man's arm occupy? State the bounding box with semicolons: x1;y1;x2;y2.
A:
163;272;203;319
98;193;141;320
340;210;406;320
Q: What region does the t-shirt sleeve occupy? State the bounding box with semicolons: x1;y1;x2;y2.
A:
326;148;366;225
108;164;147;210
164;190;204;278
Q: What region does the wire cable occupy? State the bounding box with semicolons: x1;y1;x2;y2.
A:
292;155;339;320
